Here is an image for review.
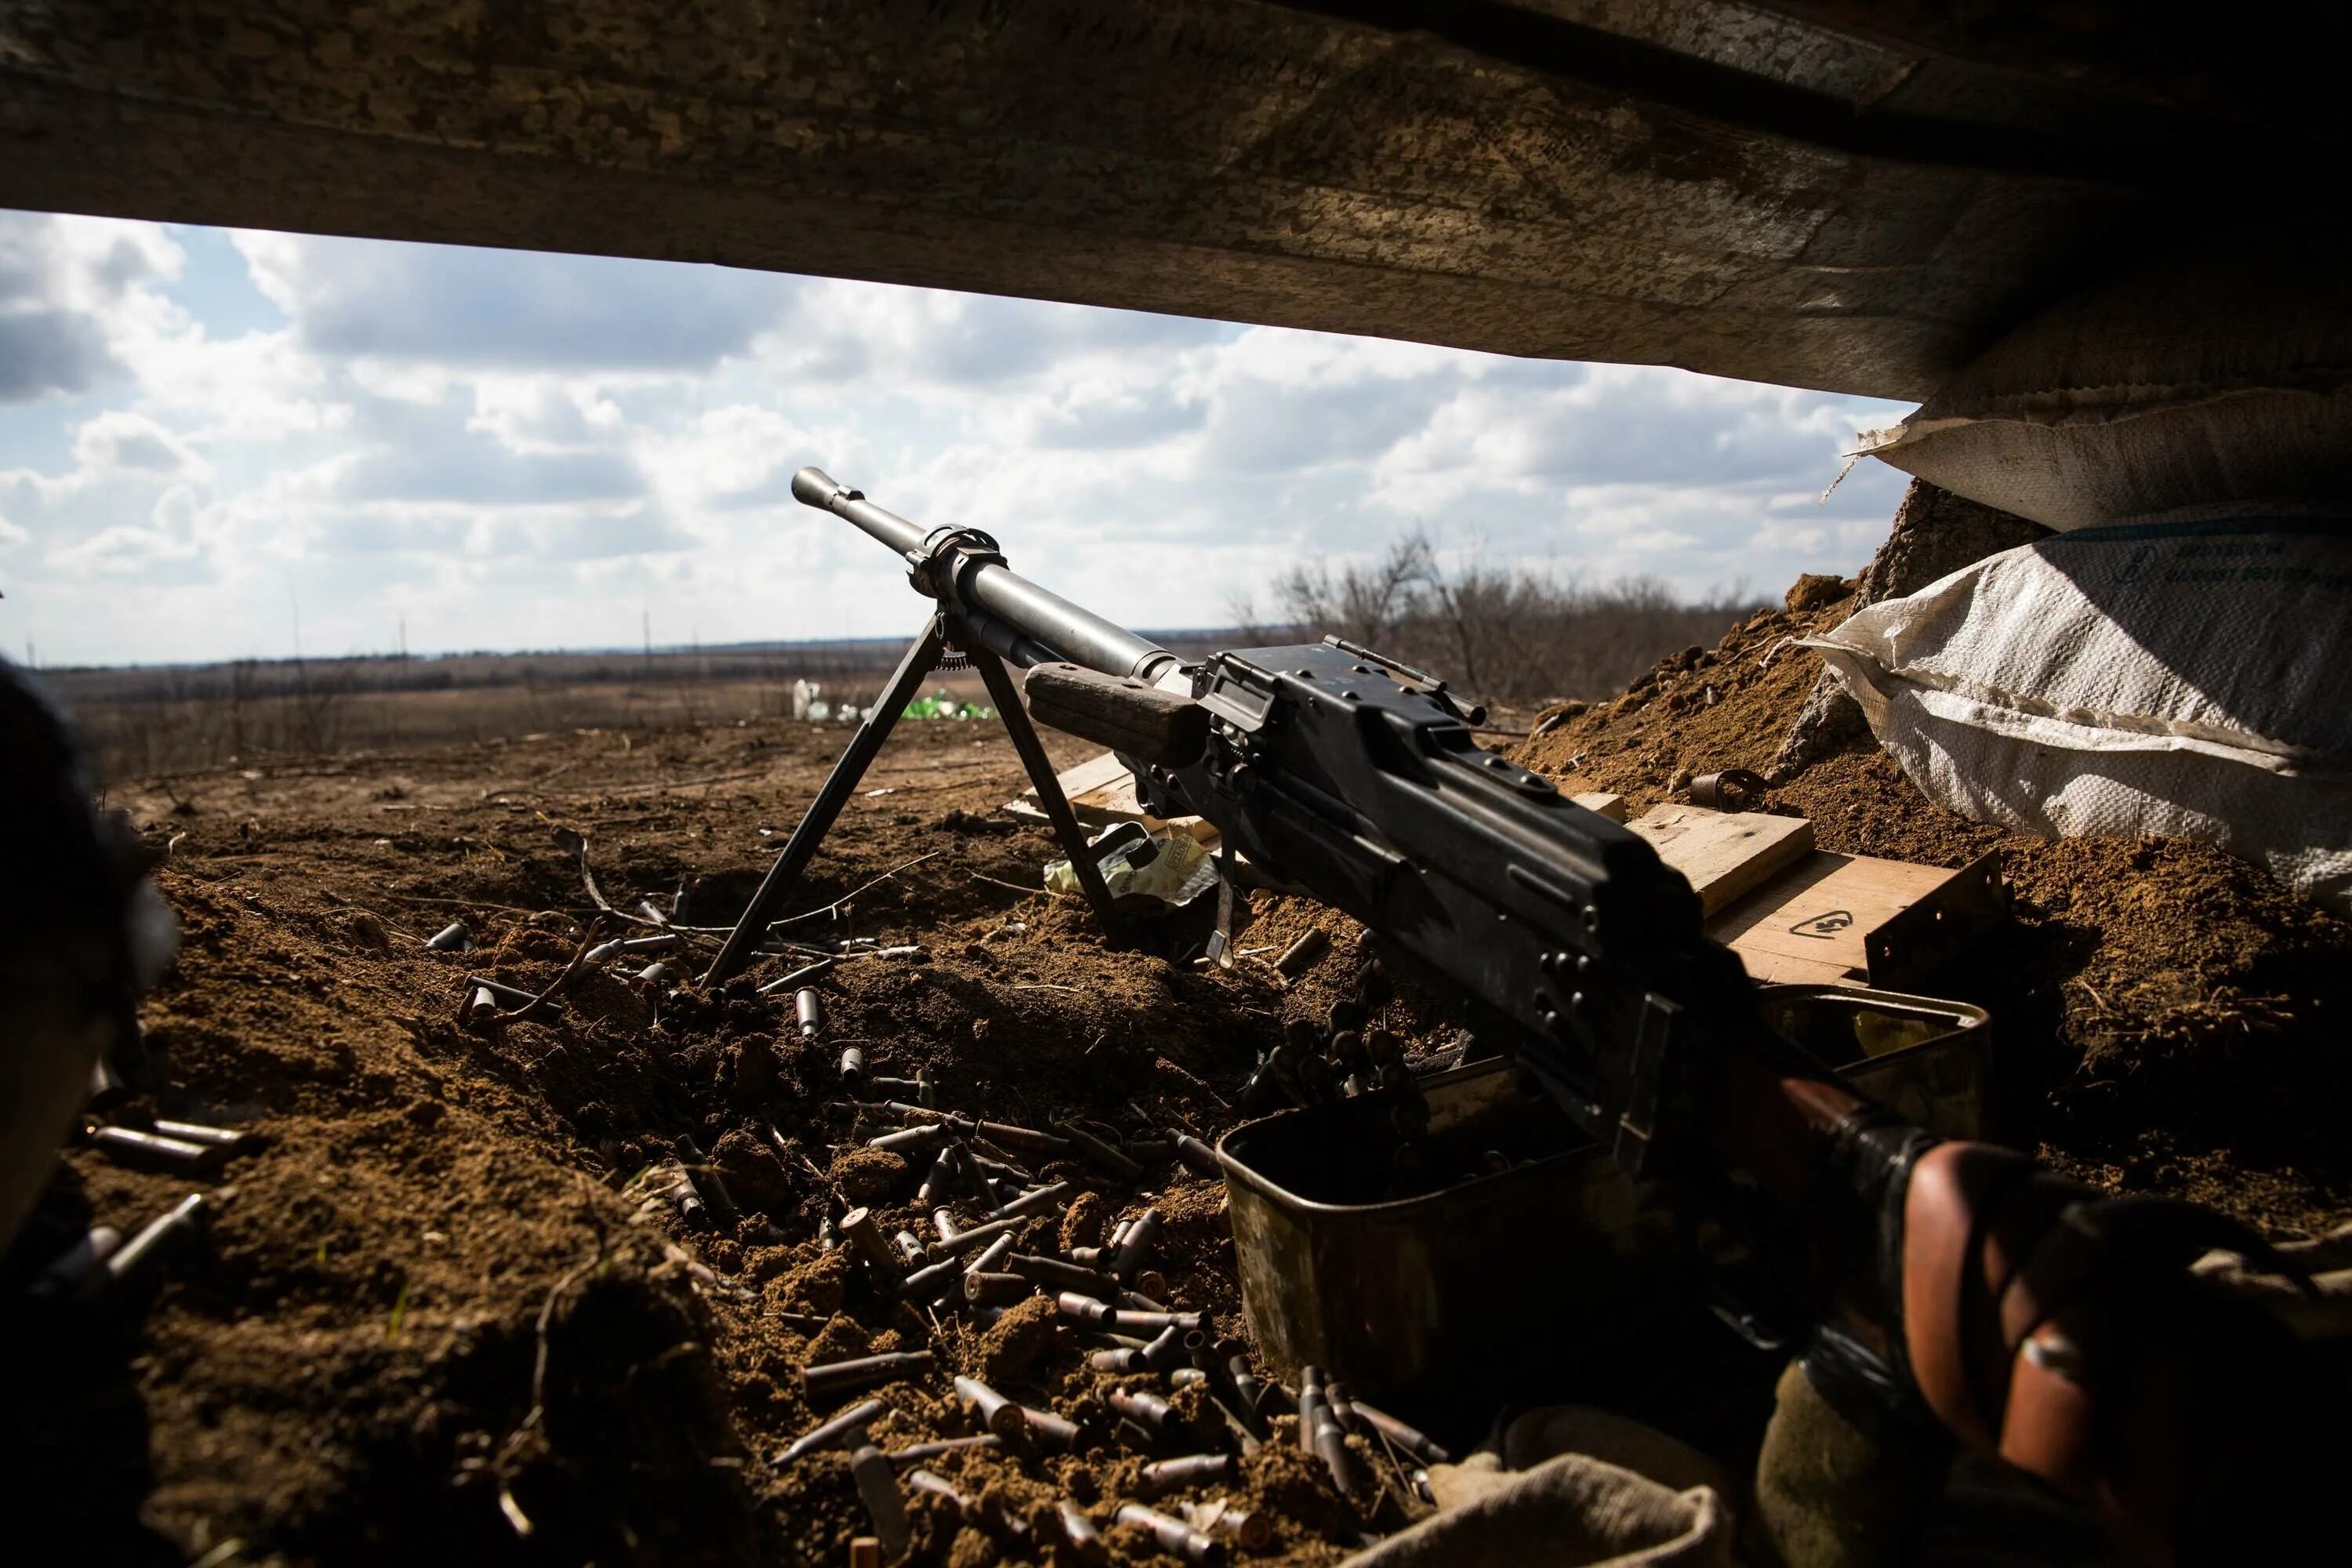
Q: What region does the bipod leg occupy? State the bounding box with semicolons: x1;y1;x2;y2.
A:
702;619;946;985
964;641;1129;947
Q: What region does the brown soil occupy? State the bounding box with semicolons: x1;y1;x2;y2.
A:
1515;586;2352;1232
9;580;2348;1563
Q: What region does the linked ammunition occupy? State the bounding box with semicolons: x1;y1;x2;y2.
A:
1352;1399;1451;1465
89;1126;223;1175
963;1270;1030;1305
1170;1131;1221;1178
801;1350;933;1401
1006;1253;1119;1297
886;1436;1000;1465
106;1193;207;1294
952;1374;1026;1441
1022;1405;1080;1450
849;1445;912;1562
151;1118;253;1150
985;1181;1071;1222
797;987;826;1040
1116;1504;1225;1566
1141;1454;1234;1495
1056;1121;1143;1181
25;1225;122;1303
1111;1207;1160;1279
778;1397;886;1463
1058;1501;1108;1564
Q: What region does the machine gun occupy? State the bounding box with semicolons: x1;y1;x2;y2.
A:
710;469;2336;1563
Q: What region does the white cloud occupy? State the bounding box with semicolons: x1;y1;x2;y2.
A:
0;213;1918;666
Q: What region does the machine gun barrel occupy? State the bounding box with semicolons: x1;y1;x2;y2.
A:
791;466;1176;683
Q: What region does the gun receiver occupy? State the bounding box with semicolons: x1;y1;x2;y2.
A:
791;470;2341;1563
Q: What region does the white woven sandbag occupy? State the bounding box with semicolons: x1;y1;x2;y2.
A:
1804;514;2352;908
1857;219;2352;530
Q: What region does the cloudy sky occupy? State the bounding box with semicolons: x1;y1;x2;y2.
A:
0;209;1914;669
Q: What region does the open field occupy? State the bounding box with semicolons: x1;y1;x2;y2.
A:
13;580;2350;1562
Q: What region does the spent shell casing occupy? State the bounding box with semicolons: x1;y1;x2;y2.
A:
675;1136;739;1226
850;1539;880;1568
848;1445;912;1562
1106;1387;1178;1436
1111;1207;1161;1280
916;1153;956;1207
26;1225;122;1303
1116;1504;1225;1566
1323;1378;1365;1436
915;1065;937;1109
952;1374;1027;1441
1089;1347;1150;1374
1326;997;1367;1035
867;1123;945;1156
1006;1253;1119;1297
932;1214;1020;1259
892;1230;927;1268
902;1256;964;1303
1226;1354;1269;1417
838;1045;866;1082
777;1397;886;1463
1297;1367;1326;1454
974;1120;1068;1155
150;1118;252;1150
838;1207;902;1276
796;987;826;1040
1170;1131;1221;1178
90;1126;223;1175
962;1270;1031;1306
584;938;628;964
426;921;471;952
1022;1405;1080;1450
1058;1500;1108;1564
1351;1399;1451;1465
964;1232;1018;1280
1055;1290;1116;1324
866;1076;922;1096
885;1436;1000;1465
105;1192;207;1294
931;1207;962;1246
985;1181;1071;1222
906;1468;970;1517
1138;1324;1189;1370
1235;1055;1286;1116
1180;1500;1273;1552
1170;1367;1208;1389
1056;1121;1143;1181
965;1145;1033;1182
1125;1138;1174;1165
1140;1454;1234;1496
1273;927;1330;978
637;960;679;984
1310;1403;1361;1498
801;1350;934;1402
1069;1245;1105;1267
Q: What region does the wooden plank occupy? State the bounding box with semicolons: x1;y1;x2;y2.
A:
1708;851;1961;982
1572;791;1628;822
1014;751;1218;844
1627;804;1815;916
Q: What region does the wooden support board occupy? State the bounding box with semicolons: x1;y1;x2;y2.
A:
1626;804;1815;916
1011;752;1219;844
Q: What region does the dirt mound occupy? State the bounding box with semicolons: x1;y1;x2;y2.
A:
1510;586;2352;1232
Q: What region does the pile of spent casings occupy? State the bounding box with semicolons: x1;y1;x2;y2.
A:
735;987;1450;1562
